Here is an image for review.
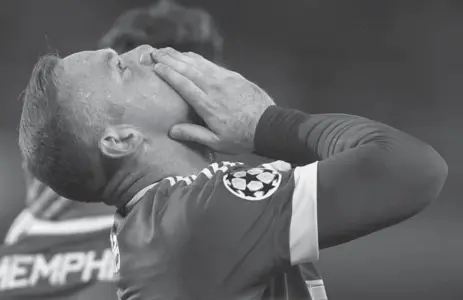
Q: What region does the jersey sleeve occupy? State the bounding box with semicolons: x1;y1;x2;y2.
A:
179;160;319;287
260;160;319;266
112;161;319;299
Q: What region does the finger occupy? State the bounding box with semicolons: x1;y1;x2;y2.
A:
140;48;194;69
153;63;210;116
183;51;218;69
150;48;207;89
160;47;199;67
170;123;220;150
162;48;218;73
183;50;235;82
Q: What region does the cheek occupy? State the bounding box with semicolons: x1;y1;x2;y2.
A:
131;81;192;131
153;78;191;119
156;94;191;127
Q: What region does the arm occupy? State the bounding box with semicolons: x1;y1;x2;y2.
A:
144;48;448;249
254;106;448;248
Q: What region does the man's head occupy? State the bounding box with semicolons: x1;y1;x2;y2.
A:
98;0;223;63
19;45;206;203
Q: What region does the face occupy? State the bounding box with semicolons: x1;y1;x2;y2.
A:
58;45;193;137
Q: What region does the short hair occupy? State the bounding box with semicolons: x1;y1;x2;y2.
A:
19;54;110;202
98;0;223;62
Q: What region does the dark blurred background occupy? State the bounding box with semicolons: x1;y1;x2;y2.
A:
0;0;461;299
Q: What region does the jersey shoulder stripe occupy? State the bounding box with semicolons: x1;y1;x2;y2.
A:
5;210;114;245
169;161;244;186
124;161;245;211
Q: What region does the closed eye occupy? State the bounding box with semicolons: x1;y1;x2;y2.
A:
117;59;127;73
115;57;127;73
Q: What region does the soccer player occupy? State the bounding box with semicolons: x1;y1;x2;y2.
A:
99;1;327;298
0;168;116;299
18;45;447;299
0;2;227;298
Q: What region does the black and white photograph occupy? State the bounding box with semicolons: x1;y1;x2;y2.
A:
0;1;459;299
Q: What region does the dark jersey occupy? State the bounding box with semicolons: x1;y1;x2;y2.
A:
0;210;116;300
299;264;327;300
112;160;319;300
112;106;447;299
262;264;327;300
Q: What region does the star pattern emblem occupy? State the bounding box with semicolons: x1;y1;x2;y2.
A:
223;167;282;201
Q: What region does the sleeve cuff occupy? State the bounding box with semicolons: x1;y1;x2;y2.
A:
254;106;315;162
289;161;319;265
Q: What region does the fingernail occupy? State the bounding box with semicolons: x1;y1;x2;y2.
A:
140;53;151;65
140;50;158;65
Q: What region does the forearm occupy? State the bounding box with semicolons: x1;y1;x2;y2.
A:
254;106;448;248
254;106;407;164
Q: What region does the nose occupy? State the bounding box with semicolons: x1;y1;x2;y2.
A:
101;48;118;62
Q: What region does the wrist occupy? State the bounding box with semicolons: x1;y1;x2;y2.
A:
253;106;311;161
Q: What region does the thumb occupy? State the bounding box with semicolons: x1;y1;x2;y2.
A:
169;123;220;149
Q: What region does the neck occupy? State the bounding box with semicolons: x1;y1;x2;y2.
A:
102;142;211;208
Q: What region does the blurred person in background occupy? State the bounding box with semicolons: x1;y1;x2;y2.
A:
99;1;327;299
98;0;223;63
0;166;116;300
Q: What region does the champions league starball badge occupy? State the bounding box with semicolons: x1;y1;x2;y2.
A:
223;167;282;201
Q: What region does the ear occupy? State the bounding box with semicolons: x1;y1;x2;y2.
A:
99;125;145;159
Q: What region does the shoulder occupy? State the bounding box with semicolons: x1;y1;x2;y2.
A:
119;160;305;229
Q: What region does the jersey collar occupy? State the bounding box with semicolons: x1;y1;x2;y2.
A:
124;182;159;213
